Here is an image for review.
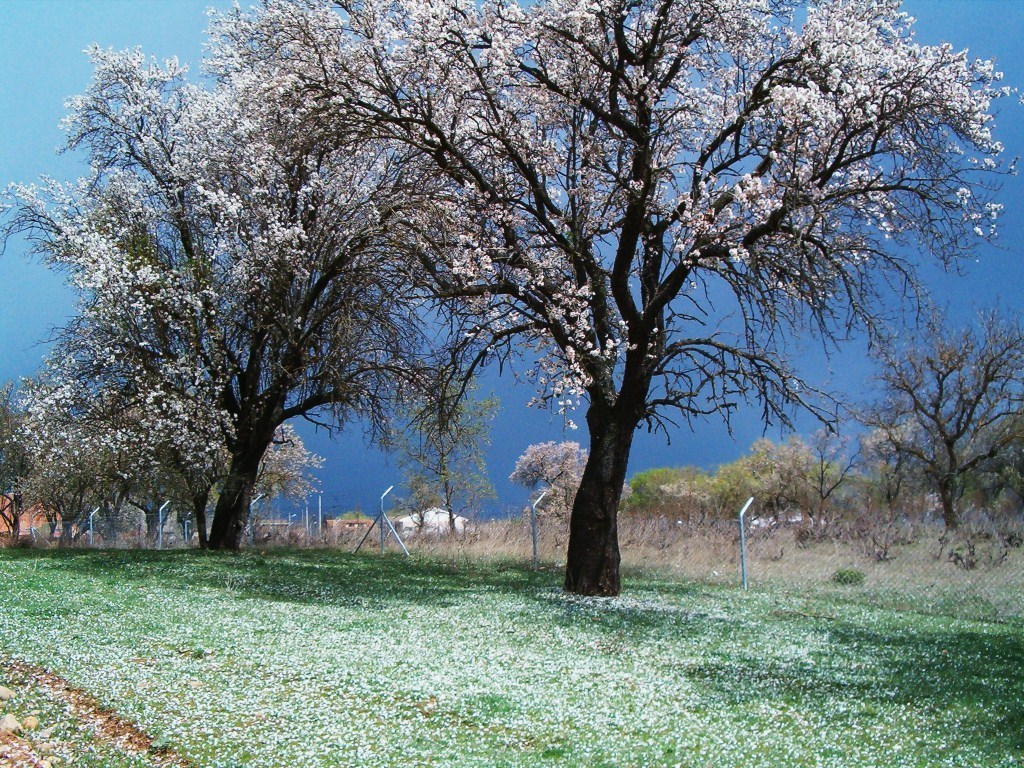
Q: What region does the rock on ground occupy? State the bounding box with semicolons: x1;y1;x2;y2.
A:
0;714;21;734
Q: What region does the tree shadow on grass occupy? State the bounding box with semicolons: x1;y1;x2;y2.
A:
829;620;1024;751
3;549;1020;760
683;616;1024;760
2;547;568;612
3;547;711;634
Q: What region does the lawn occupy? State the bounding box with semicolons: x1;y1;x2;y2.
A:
0;549;1021;767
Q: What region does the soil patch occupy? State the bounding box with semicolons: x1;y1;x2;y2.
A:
2;659;194;768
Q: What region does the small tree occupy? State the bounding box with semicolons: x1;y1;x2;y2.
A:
399;380;496;533
807;428;858;519
0;383;29;539
18;360;226;545
746;437;817;519
256;425;324;505
626;467;690;518
20;423;105;543
858;424;919;515
965;418;1024;520
510;442;588;522
862;313;1024;529
625;466;717;520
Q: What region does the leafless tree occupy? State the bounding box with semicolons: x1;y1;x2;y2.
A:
863;312;1024;529
808;428;858;518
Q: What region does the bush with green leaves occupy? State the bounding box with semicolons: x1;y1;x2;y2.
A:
831;568;866;586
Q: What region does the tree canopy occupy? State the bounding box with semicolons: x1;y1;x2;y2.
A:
246;0;1006;593
863;312;1024;529
3;0;1009;591
4;42;443;548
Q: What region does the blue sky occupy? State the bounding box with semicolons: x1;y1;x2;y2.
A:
2;0;1024;519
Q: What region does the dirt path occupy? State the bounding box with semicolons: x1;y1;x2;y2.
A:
1;659;194;768
0;729;49;768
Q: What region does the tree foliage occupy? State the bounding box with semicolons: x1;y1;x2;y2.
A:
3;39;441;548
627;432;859;522
214;0;1009;593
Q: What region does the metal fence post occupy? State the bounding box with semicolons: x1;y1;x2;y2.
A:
738;497;754;590
157;501;170;550
530;490;548;571
88;507;100;547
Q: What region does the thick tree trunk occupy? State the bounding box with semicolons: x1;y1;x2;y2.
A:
191;489;210;549
564;401;636;596
208;454;260;550
939;477;959;530
60;519;74;546
209;424;278;550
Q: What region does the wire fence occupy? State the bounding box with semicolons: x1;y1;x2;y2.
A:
5;510;1022;625
369;514;1024;623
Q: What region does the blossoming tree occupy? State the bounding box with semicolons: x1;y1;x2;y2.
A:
221;0;1008;593
8;0;1009;587
509;441;588;522
4;35;438;548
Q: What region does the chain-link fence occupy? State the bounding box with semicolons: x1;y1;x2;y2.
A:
382;514;1024;624
5;507;1021;625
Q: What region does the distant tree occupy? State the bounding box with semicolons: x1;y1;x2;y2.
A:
807;429;858;518
19;358;225;545
510;442;588;522
20;412;107;543
705;433;857;521
706;436;818;520
256;425;324;505
967;417;1024;516
744;437;818;519
711;457;760;519
862;313;1024;529
626;467;690;517
399;379;496;533
0;383;29;538
626;467;714;519
858;425;917;514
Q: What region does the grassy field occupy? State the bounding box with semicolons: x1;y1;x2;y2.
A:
0;549;1021;767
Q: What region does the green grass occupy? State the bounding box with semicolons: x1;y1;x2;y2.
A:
0;548;1021;767
0;660;159;768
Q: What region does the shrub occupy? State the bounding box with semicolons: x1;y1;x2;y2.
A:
831;568;866;586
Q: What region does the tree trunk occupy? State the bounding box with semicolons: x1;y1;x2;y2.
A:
192;489;210;549
939;476;960;530
60;519;74;546
208;432;275;550
145;504;161;543
208;465;257;551
564;401;636;596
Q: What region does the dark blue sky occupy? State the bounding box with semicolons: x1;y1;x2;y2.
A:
2;0;1024;519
